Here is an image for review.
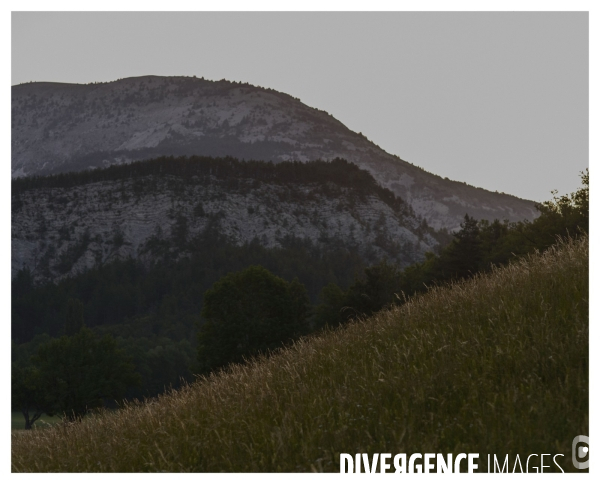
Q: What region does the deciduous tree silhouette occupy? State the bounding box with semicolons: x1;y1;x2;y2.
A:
32;328;140;421
197;265;310;373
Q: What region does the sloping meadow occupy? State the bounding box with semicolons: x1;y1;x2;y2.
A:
12;237;588;472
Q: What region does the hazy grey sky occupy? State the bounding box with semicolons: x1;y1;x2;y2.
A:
11;11;588;202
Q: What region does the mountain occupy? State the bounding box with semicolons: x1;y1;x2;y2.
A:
11;157;442;283
11;75;537;231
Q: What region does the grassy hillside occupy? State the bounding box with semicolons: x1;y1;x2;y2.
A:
11;237;588;472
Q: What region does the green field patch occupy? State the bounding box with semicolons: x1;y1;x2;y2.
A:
11;411;63;431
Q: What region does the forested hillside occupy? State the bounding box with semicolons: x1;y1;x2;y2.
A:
11;169;587;405
12;156;442;283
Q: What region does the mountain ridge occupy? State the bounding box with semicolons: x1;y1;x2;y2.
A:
11;75;538;231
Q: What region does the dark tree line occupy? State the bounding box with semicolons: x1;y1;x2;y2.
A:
12;234;368;344
12;156;414;220
313;169;588;328
11;233;370;402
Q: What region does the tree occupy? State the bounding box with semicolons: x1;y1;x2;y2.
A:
314;282;347;328
11;364;58;430
493;169;590;257
537;168;588;225
345;260;404;317
26;328;140;421
432;214;482;281
529;168;589;246
197;265;310;373
315;260;404;328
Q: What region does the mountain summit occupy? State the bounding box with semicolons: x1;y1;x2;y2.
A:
12;75;537;230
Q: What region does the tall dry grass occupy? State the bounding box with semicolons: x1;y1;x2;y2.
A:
11;237;588;472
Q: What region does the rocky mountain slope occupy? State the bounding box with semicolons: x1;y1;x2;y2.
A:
12;158;441;283
12;76;537;231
